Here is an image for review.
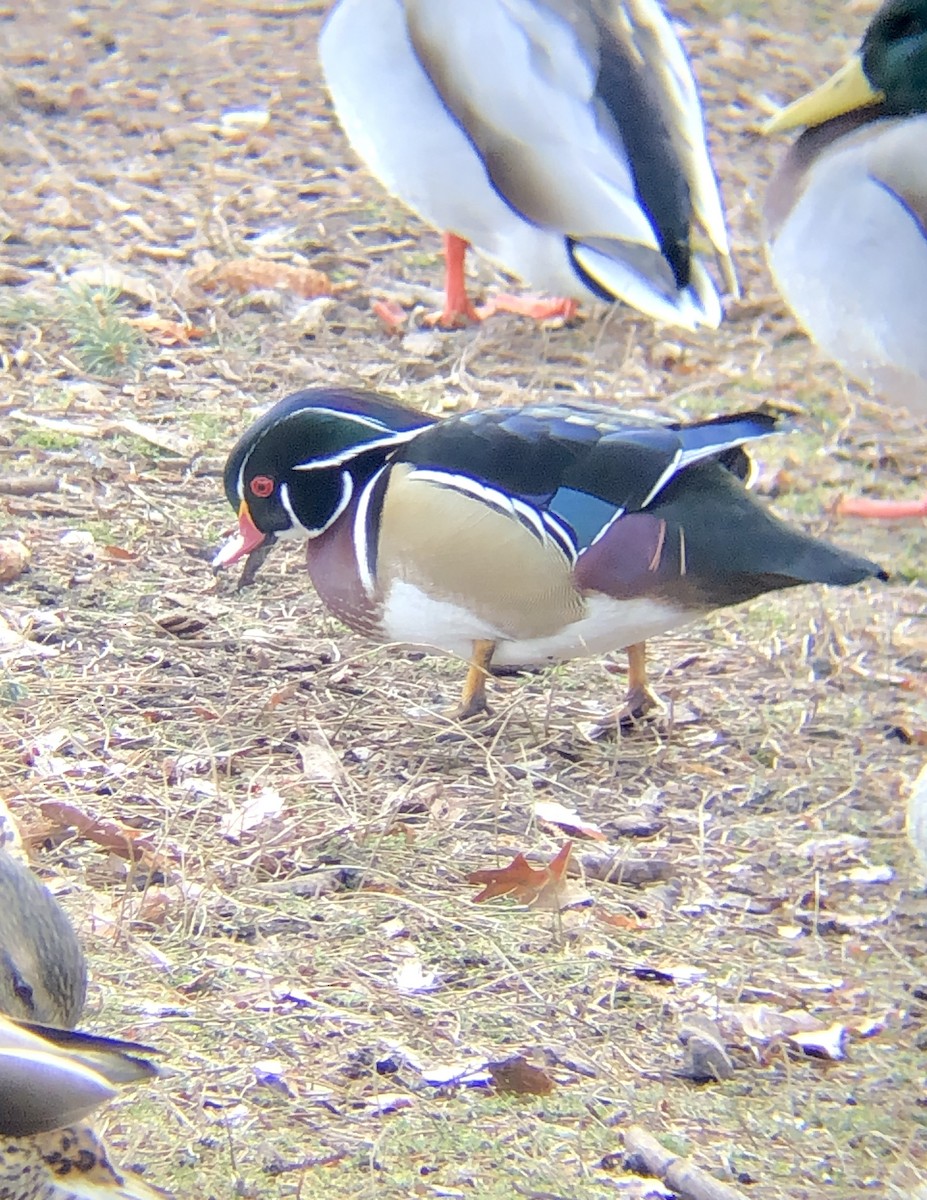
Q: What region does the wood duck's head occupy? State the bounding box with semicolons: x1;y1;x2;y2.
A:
214;387;432;568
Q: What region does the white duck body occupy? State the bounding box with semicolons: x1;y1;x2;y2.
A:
319;0;736;330
766;114;927;417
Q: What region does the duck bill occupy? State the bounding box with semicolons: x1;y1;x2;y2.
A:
764;55;884;133
212;501;267;569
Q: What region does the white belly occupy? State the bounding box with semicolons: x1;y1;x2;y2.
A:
380;579;694;666
319;0;589;298
768;128;927;416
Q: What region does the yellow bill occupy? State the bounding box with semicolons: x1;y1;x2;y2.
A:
764;55;884;133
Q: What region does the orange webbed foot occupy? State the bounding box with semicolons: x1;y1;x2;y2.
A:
836;493;927;519
486;293;580;324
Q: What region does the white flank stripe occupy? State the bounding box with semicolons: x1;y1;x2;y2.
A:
410;469;562;549
541;511;578;562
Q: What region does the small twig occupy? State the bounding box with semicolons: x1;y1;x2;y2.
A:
0;476;61;496
622;1126;750;1200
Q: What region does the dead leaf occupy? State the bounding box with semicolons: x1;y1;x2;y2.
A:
38;800;160;863
907;763;927;877
401;330;443;358
468;842;574;909
0;612;57;662
197;257;334;300
0;795;26;861
262;683;298;712
394;958;439;994
788;1023;848;1061
487;1055;555;1096
252;1059;298;1098
893;618;927;656
117;417;191;455
288;296;335;337
68;265;159;305
102;544;138;562
363;1092;413;1114
295;739;342;784
0;539;30;583
888;721;927;745
154;610;212;638
130;316;207;345
573;848;676;886
0;264;32;286
134;888;174;925
630;963;707;986
219;107;271;137
420;1059;491;1087
596;910;644;931
372;298;408;334
677;1016;735;1082
842;864;894;885
9;411;102;438
727;1002;823;1042
534;799;607;841
220;786;285;842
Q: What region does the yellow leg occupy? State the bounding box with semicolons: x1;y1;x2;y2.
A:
623;642;660;721
590;642;662;737
453;639;496;720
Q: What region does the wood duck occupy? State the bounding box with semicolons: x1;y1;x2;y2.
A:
319;0;738;329
0;850;167;1200
215;387;888;722
764;0;927;520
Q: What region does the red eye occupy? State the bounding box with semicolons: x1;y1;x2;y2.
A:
250;475;274;499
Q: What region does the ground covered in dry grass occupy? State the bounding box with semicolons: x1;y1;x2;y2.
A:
0;0;926;1197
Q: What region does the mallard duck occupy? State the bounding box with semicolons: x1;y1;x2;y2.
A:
764;0;927;519
0;845;87;1029
214;387;886;722
0;850;167;1200
319;0;737;329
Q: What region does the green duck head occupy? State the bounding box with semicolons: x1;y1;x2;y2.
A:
765;0;927;132
863;0;927;114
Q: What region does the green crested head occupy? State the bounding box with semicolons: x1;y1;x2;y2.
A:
215;388;432;568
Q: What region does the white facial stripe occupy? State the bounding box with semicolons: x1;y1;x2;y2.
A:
278;474;353;539
291;427;422;472
639;446;682;511
278;482;312;540
307;408;405;432
308;469;354;538
640;426;778;509
353;466;387;598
